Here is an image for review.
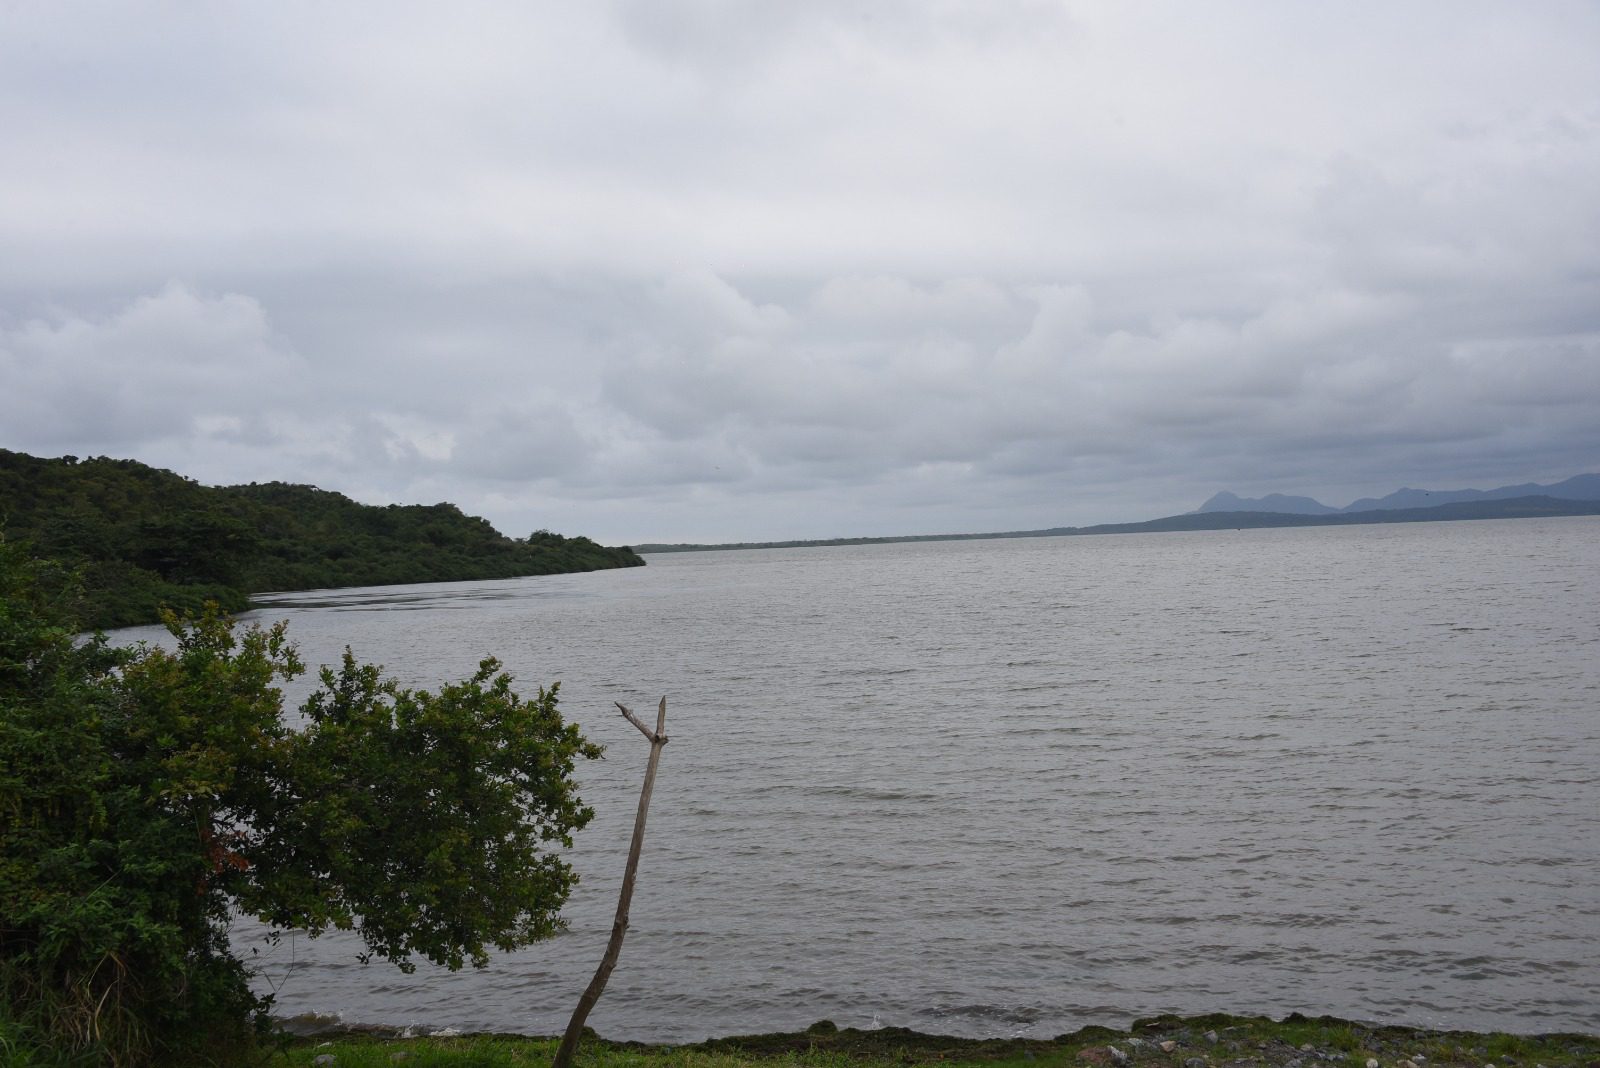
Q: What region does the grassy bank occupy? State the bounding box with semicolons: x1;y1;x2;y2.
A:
269;1014;1600;1068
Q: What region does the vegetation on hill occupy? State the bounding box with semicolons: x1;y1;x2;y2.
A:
0;449;643;628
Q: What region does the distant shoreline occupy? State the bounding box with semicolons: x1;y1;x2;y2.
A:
634;494;1600;554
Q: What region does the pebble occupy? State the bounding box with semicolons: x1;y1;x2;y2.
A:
1161;1041;1179;1053
1204;1031;1220;1045
1110;1046;1129;1065
1129;1038;1145;1049
1366;1059;1380;1068
1185;1058;1208;1068
1400;1059;1418;1068
391;1054;413;1064
312;1057;336;1068
1302;1045;1316;1052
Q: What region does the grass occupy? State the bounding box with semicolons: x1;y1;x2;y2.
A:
264;1015;1600;1068
9;1012;1596;1068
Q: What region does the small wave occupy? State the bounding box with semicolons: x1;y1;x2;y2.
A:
811;785;940;802
927;1002;1045;1026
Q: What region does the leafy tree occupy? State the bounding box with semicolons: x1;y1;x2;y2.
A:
0;536;602;1066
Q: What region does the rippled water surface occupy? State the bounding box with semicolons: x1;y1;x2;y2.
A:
114;519;1600;1040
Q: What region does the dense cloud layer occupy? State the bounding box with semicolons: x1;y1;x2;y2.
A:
3;3;1597;542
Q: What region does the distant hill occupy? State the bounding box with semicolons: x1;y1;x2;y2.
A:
1196;473;1600;515
1196;490;1340;516
0;449;644;628
1071;494;1600;534
1341;472;1600;512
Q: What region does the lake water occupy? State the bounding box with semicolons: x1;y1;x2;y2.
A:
112;518;1600;1041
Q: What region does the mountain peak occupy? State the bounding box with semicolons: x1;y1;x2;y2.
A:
1196;491;1339;516
1200;472;1600;517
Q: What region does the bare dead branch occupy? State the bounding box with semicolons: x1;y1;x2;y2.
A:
615;701;665;743
553;697;671;1068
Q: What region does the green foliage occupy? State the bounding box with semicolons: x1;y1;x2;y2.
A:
0;448;644;629
0;537;601;1066
242;653;602;972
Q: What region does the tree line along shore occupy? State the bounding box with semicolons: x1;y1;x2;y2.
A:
0;448;644;628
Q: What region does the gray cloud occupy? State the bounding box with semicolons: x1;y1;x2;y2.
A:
0;283;304;451
2;3;1598;543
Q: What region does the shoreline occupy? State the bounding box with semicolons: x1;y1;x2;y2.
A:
276;1011;1600;1068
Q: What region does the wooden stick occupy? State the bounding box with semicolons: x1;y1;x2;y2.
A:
552;697;670;1068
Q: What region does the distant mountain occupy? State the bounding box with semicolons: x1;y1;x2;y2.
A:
1092;495;1600;534
1342;472;1600;512
1196;473;1600;516
1196;490;1340;515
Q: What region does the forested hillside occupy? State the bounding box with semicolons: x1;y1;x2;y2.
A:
0;449;643;628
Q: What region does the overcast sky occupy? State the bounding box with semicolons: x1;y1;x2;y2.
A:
3;2;1598;543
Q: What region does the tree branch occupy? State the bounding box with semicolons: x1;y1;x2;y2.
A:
616;700;667;744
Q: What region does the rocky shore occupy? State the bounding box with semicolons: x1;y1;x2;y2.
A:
689;1013;1600;1068
280;1011;1600;1068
